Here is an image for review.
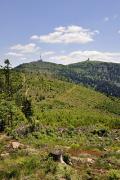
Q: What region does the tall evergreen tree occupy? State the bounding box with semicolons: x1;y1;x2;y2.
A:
4;59;11;97
22;97;33;120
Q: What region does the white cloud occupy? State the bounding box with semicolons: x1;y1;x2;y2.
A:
94;30;100;34
104;17;109;22
46;51;120;64
118;30;120;34
20;57;27;61
4;43;41;67
30;35;39;40
4;49;120;67
31;25;99;44
10;43;40;54
42;51;55;56
6;52;23;57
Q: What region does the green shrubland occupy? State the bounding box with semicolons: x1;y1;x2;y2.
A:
0;60;120;179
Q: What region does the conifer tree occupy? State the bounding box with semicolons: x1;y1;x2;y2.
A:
22;97;33;120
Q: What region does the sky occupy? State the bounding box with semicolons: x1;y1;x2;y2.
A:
0;0;120;67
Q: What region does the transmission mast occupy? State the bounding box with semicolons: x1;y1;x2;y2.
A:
40;54;42;61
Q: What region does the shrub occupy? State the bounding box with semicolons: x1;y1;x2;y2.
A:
107;169;120;180
45;157;57;174
39;94;45;101
0;165;20;179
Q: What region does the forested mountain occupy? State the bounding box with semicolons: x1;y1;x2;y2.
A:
0;60;120;179
16;60;120;97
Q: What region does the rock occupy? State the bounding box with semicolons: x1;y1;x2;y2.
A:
86;158;95;164
115;137;119;140
71;156;95;165
116;150;120;154
11;141;21;149
103;148;108;151
1;152;9;159
71;156;80;164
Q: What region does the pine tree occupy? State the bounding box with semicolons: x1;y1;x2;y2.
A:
4;59;11;97
22;97;33;120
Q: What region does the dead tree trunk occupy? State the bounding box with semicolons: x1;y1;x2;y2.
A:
49;149;65;164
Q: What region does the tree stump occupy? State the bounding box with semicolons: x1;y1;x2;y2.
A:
49;149;65;164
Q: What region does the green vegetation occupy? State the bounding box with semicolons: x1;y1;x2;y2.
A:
0;60;120;179
16;60;120;97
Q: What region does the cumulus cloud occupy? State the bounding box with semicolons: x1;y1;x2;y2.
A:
10;43;40;54
6;52;23;57
4;43;41;67
42;51;55;56
31;25;99;44
46;51;120;64
4;49;120;66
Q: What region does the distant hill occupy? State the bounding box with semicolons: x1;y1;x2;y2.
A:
67;61;120;97
15;60;120;97
15;60;64;74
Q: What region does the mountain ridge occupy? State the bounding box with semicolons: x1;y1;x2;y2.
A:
15;60;120;97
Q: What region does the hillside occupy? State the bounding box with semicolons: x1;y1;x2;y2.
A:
15;60;65;74
16;60;120;97
67;61;120;97
22;72;120;128
0;69;120;179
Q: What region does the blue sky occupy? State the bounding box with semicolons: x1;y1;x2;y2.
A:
0;0;120;66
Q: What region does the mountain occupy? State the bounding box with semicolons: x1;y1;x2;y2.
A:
0;65;120;179
0;70;120;179
16;60;120;97
15;60;64;73
21;72;120;122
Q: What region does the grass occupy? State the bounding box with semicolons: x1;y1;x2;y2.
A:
0;72;120;179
